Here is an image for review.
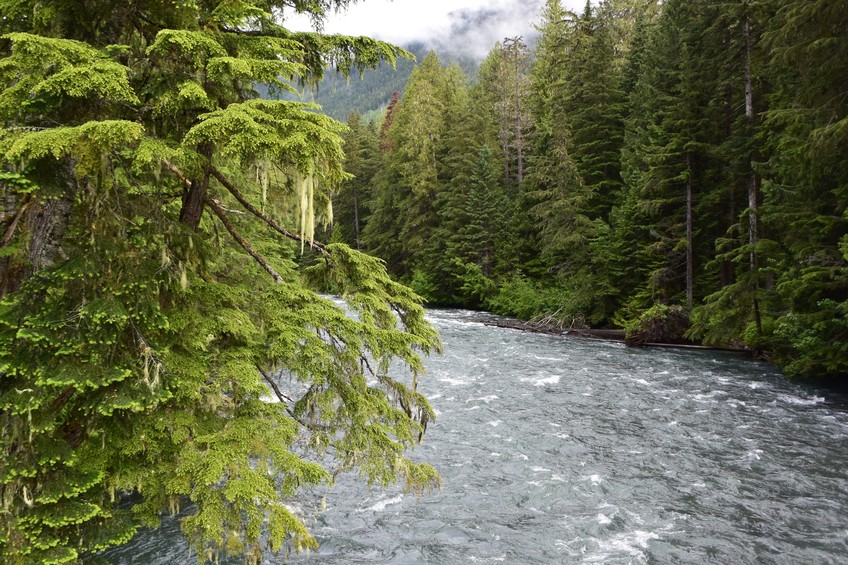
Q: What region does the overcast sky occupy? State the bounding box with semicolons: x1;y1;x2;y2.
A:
285;0;587;58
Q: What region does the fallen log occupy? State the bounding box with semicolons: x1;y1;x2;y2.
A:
483;318;750;353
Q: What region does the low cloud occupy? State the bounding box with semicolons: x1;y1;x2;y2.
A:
435;1;544;58
287;0;551;60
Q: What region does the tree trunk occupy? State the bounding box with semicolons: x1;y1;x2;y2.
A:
744;11;763;335
685;153;694;311
179;142;213;230
353;188;361;250
1;176;71;298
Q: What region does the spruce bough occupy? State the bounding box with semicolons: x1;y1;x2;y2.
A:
0;1;440;563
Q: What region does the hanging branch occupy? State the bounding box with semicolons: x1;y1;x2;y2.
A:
257;366;334;433
257;365;295;404
208;166;329;256
203;195;284;283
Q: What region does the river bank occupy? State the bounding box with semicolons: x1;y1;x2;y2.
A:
484;316;751;353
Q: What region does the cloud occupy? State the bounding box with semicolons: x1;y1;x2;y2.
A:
285;0;553;59
436;1;545;58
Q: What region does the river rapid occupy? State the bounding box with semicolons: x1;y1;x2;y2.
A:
102;308;848;564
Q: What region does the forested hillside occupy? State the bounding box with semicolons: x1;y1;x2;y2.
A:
258;42;478;122
332;0;848;382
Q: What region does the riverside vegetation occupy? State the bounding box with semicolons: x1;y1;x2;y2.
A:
333;0;848;383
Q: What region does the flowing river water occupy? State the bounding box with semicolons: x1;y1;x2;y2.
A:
101;308;848;564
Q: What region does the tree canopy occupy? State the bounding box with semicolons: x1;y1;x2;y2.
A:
0;1;442;563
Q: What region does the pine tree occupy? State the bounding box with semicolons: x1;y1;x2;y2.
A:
476;38;533;194
362;52;467;290
525;0;586;276
616;0;714;312
688;0;775;346
0;2;442;562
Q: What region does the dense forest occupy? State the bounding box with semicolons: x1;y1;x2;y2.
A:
331;0;848;383
0;0;845;562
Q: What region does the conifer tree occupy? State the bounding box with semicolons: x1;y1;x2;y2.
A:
754;0;848;377
0;2;442;562
475;38;532;194
616;0;714;311
525;0;586;275
362;52;463;288
334;111;380;248
688;0;775;345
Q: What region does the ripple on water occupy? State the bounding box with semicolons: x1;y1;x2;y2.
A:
102;308;848;565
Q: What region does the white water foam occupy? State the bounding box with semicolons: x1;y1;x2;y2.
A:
777;393;825;406
520;374;561;387
360;495;403;513
586;529;660;563
467;395;499;404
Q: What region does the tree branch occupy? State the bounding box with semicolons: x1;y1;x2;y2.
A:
208;166;329;256
203;195;284;283
258;366;295;404
1;199;30;247
165;160;329;256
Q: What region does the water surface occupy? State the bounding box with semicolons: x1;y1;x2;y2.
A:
102;308;848;564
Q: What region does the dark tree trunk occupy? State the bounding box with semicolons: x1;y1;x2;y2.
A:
179;142;213;230
743;11;762;335
353;188;361;250
1;178;71;298
685;153;694;311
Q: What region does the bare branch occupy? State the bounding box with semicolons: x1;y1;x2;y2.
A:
163;160;192;188
204;195;285;283
1;199;30;247
258;366;295;404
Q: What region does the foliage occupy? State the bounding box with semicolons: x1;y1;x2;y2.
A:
621;303;691;346
0;1;442;563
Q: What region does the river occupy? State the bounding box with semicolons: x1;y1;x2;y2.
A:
101;308;848;564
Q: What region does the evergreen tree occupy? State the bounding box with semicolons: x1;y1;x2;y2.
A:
476;38;533;194
754;0;848;378
688;0;775;345
525;0;586;276
0;2;442;562
362;52;467;289
617;0;714;311
334;111;380;248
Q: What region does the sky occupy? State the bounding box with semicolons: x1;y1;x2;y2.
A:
285;0;587;59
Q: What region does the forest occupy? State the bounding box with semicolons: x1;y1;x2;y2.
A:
331;0;848;383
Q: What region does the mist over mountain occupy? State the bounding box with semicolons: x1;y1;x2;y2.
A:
432;1;542;59
266;1;546;121
265;42;476;122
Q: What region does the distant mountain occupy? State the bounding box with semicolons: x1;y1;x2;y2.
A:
258;43;478;123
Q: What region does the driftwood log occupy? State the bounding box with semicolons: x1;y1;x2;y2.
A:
484;317;749;353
